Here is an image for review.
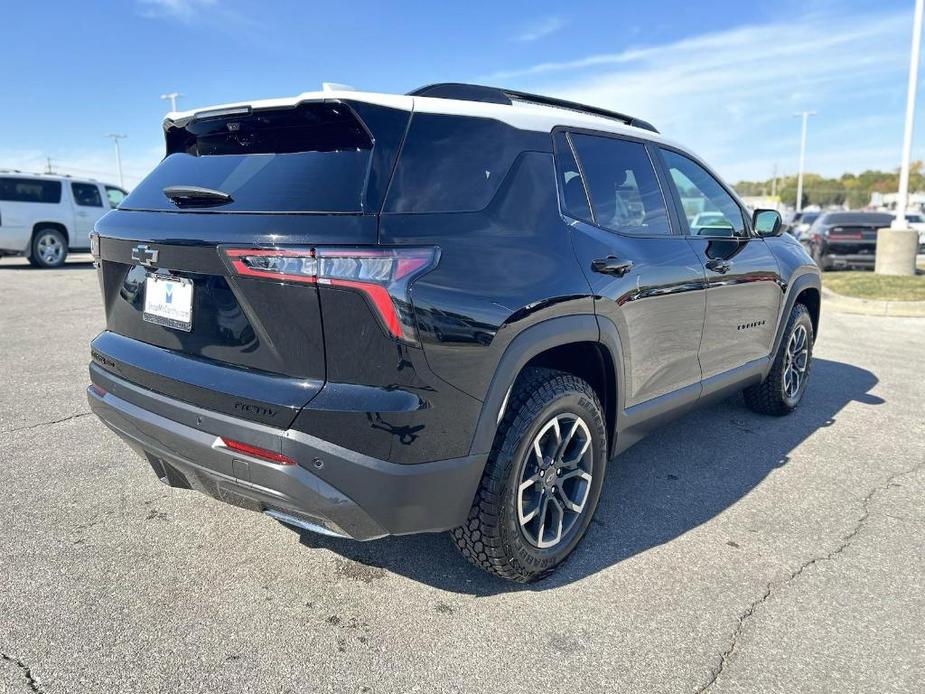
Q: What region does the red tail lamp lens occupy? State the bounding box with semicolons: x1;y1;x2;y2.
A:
220;438;296;465
222;246;439;342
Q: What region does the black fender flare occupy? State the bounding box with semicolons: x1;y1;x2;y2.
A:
467;314;626;457
769;271;821;363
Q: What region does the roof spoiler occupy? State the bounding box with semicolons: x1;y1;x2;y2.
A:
408;83;658;134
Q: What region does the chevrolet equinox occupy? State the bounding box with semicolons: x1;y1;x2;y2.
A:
87;84;821;582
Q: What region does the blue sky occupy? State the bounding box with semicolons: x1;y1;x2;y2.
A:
3;0;923;188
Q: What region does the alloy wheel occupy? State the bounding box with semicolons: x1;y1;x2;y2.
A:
517;413;594;549
37;233;64;266
782;324;809;401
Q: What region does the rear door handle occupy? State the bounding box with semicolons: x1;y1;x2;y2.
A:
591;256;634;277
705;258;732;274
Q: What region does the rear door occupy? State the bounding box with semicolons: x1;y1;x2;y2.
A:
70;182;108;248
656;147;782;378
558;130;707;408
92;100;410;426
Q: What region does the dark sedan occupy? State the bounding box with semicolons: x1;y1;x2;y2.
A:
806;211;893;270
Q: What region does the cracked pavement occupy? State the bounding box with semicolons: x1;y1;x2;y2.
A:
1;256;923;693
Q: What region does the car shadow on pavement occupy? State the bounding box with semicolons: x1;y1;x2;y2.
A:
294;358;883;594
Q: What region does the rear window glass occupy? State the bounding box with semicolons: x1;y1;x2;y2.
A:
72;182;103;207
823;212;893;226
0;177;62;203
384;113;548;213
121;103;373;213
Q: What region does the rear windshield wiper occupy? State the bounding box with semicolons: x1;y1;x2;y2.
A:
163;185;233;208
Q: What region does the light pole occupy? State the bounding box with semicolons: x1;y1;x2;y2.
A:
893;0;923;228
794;111;816;212
105;134;126;188
160;92;182;112
876;0;922;276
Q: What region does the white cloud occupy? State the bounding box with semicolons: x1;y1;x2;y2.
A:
136;0;218;22
516;17;567;42
487;10;918;181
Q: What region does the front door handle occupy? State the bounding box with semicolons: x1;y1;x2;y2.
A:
705;258;732;274
591;256;634;277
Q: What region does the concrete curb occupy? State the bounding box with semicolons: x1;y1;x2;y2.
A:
821;286;925;317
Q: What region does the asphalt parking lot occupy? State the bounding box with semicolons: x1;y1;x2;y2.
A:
1;256;923;694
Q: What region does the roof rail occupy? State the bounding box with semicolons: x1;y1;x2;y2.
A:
408;83;658;133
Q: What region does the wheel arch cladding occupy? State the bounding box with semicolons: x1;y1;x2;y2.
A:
32;221;69;245
467;315;623;460
771;272;821;358
794;286;820;338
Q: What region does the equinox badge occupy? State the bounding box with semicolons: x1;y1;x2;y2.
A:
132;244;159;267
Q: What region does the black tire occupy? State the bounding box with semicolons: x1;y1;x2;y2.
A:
29;227;68;268
811;244;831;272
451;367;607;582
744;303;814;416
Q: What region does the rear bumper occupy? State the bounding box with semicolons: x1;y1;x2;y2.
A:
87;369;487;540
823;252;875;268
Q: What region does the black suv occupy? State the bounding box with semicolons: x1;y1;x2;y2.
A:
88;84;821;582
805;211;894;270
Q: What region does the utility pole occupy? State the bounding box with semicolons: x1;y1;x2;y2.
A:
105;134;127;188
771;163;778;200
45;157;54;174
794;111;816;212
160;92;182;112
877;0;923;275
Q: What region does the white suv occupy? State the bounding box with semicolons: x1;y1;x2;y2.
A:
0;172;127;267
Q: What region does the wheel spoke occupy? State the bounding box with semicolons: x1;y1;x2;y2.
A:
535;494;551;546
557;470;592;512
517;474;542;524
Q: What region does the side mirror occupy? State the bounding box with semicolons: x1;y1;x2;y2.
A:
753;209;782;237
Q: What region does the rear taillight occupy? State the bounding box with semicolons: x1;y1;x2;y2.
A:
221;246;439;343
90;232;100;260
828;227;862;239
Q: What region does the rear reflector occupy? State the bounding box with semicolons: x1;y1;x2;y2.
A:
219;437;296;465
88;384;107;398
221;245;439;343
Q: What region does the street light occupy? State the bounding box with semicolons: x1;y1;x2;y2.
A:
105;134;126;188
876;0;922;276
160;92;182;112
893;0;923;229
794;111;816;213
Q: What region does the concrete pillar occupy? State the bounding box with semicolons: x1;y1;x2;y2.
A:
875;228;919;276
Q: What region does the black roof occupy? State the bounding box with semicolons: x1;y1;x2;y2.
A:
408;83;659;134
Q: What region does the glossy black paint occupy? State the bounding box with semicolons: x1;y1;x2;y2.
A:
89;98;822;539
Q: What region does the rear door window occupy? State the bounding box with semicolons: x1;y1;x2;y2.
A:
568;133;671;236
72;182;104;207
0;177;62;203
120;103;374;213
553;131;592;222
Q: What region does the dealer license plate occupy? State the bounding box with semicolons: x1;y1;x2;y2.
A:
143;274;193;332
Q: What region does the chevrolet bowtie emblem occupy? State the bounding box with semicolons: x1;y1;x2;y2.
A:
131;244;159;267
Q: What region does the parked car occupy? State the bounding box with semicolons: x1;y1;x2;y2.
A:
805;211;894;270
0;172;127;267
895;212;925;250
786;211;820;239
86;84;821;582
